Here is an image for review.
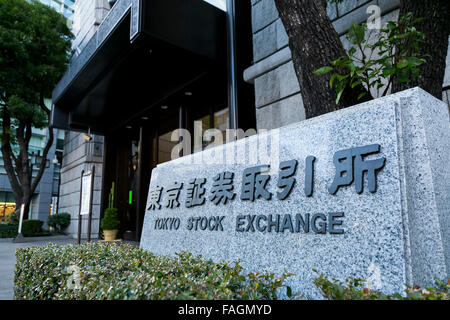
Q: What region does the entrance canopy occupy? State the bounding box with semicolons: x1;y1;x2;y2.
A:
51;0;226;134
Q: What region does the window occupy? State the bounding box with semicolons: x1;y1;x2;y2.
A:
56;138;64;151
0;192;16;222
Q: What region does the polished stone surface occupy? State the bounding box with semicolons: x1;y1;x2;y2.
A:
141;88;449;298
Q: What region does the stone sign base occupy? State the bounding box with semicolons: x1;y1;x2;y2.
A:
140;88;449;298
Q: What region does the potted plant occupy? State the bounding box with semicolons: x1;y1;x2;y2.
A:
101;182;120;241
101;207;120;241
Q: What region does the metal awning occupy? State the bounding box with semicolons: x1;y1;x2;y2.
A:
51;0;226;134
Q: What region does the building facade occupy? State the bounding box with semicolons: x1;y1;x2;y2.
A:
245;0;450;130
55;0;111;238
38;0;75;24
53;0;450;240
54;0;249;240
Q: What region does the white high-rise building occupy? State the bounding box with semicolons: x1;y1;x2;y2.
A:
38;0;75;24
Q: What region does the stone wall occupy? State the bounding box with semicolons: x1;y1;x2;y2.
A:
72;0;111;53
59;0;110;238
245;0;450;130
59;132;104;239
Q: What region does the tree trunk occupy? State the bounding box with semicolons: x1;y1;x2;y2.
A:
392;0;450;98
1;109;24;205
274;0;370;119
0;98;54;221
19;195;31;221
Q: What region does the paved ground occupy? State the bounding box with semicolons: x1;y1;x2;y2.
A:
0;238;82;300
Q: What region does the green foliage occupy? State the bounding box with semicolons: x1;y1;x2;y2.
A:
313;269;389;300
0;0;73;122
0;0;73;216
14;243;294;300
47;213;70;233
100;208;120;231
6;210;19;224
0;222;18;238
108;182;115;209
395;279;450;300
313;270;449;300
314;13;428;104
14;243;448;300
21;219;43;237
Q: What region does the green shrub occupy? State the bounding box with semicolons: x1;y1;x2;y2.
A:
314;13;428;104
100;208;120;231
21;220;43;237
0;223;18;238
7;211;19;224
14;243;294;300
395;280;450;300
47;213;71;233
313;270;449;300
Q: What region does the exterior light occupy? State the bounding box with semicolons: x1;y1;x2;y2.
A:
141;116;149;120
161;105;168;110
126;126;132;129
184;92;193;96
82;128;93;141
82;134;92;142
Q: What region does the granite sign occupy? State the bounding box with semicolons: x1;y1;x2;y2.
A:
148;143;385;236
140;88;449;298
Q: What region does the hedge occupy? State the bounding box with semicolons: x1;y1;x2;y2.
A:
14;243;449;300
14;243;293;300
21;220;43;237
0;223;18;238
0;220;44;238
47;213;70;233
313;270;449;300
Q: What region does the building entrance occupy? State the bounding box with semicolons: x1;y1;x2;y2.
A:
50;0;255;241
102;73;239;241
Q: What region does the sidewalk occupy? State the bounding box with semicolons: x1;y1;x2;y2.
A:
0;238;78;300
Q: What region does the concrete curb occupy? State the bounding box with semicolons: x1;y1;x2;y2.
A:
0;235;74;243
